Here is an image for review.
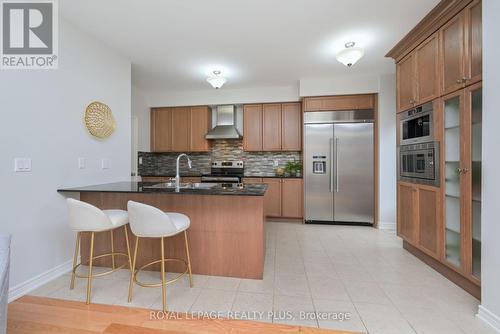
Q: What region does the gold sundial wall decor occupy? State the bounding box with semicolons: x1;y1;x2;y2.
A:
84;101;116;139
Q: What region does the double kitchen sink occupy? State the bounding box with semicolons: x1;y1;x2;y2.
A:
142;182;217;190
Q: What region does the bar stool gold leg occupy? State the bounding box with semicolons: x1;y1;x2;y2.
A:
110;230;115;270
128;236;139;303
160;237;167;312
70;232;80;290
124;225;132;273
86;232;95;304
184;231;193;288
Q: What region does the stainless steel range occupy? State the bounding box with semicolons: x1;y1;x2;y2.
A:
201;160;244;183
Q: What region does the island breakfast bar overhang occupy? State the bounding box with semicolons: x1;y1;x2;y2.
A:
58;182;267;279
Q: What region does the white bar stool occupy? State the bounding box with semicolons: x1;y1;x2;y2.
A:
127;200;193;312
67;198;132;304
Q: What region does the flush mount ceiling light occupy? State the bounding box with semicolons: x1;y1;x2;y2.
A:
336;42;364;67
206;70;227;89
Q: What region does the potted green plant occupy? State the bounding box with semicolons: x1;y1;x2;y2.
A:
285;161;302;177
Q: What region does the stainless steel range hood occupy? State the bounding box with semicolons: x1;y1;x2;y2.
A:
205;105;242;139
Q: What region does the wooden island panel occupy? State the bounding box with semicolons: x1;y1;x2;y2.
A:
79;192;265;279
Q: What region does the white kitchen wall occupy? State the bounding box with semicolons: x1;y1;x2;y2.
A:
0;19;131;299
146;85;299;107
478;0;500;331
132;85;150;156
377;74;397;230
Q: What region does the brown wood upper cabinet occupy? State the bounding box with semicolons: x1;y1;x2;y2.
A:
397;53;417;112
262;104;282;151
303;94;375;112
243;102;302;152
190;106;211;152
416;33;440;104
243;104;263;152
171;107;191;152
281;103;302;151
440;0;482;95
466;0;482;84
396;33;439;112
150;106;211;152
151;108;172;152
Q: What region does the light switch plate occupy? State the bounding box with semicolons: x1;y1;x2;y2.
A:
14;158;32;172
101;159;110;170
78;157;86;169
138;157;143;165
273;160;279;167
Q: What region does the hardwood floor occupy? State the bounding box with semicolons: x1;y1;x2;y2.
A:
8;296;355;334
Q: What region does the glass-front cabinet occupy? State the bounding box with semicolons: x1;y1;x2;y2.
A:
442;83;482;282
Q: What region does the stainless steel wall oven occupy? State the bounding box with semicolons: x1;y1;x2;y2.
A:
400;102;434;145
398;141;440;186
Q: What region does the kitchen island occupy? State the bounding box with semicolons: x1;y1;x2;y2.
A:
58;181;267;279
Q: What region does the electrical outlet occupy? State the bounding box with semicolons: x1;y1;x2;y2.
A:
78;157;86;169
14;158;31;172
101;159;110;170
139;157;143;165
273;160;279;167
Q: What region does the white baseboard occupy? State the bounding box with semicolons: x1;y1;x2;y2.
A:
477;305;500;333
377;221;396;231
8;260;73;303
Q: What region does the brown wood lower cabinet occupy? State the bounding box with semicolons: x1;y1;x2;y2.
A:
263;178;282;217
397;182;417;244
397;181;441;260
281;179;303;218
243;178;303;219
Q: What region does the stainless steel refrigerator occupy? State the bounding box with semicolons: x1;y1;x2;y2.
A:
304;110;374;225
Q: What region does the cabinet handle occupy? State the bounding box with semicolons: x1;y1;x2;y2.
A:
457;167;463;174
456;77;470;84
462;168;469;174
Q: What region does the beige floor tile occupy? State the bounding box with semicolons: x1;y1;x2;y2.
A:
307;275;350;301
275;273;310;297
238;275;274;294
150;287;202;312
273;294;317;328
231;292;274;322
398;306;465;334
206;276;241;291
29;274;69;297
190;288;236;315
313;298;367;333
344;281;393;305
304;261;338;278
354;302;416;334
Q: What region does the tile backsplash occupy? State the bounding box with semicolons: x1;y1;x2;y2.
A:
138;140;301;177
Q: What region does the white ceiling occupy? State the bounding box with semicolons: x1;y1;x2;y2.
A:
60;0;439;92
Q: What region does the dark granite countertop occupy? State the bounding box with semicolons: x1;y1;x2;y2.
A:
58;182;267;196
244;175;303;179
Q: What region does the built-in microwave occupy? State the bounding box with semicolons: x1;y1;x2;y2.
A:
400;102;434;145
398;141;440;186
